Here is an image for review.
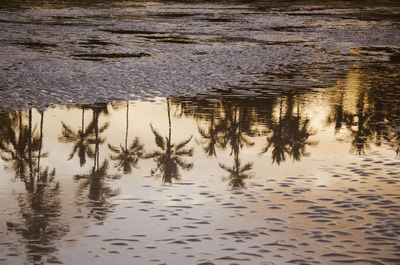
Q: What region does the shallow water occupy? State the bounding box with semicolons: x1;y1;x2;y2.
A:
1;1;400;265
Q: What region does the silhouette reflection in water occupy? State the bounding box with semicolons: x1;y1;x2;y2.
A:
146;98;193;183
170;97;257;187
62;104;120;220
108;101;144;174
261;94;317;164
327;64;400;155
217;103;254;188
0;109;67;264
0;60;398;262
59;105;94;167
196;102;224;157
171;93;316;186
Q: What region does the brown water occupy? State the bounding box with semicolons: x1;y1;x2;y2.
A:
0;1;400;265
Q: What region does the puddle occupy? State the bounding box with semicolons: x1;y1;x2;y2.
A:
1;63;399;264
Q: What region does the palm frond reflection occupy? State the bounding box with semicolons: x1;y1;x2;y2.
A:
146;99;193;183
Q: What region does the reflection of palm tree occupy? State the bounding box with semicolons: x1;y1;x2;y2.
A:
219;104;254;155
59;106;94;167
217;104;254;188
197;107;224;157
1;109;67;264
219;155;253;188
0;111;29;179
327;90;353;132
327;86;374;156
146;98;193;183
328;88;372;155
0;110;48;185
326;65;400;155
74;159;118;220
261;95;316;164
108;101;144;174
9;165;66;265
289;119;315;161
262;99;289;165
73;105;118;220
349;91;372;155
27;110;53;192
287;99;317;161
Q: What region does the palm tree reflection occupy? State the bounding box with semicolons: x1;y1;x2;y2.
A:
261;95;316;164
349;91;372;155
197;105;223;157
146;98;193;183
59;106;94;167
73;104;119;220
219;104;254;154
327;89;353;133
0;109;67;264
108;101;144;174
218;104;254;188
219;157;252;188
326;65;400;156
0;111;36;181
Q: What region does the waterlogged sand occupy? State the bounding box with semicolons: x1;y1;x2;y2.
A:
0;0;400;264
0;0;399;110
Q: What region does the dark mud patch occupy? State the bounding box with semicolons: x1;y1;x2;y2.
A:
102;29;161;35
13;41;57;49
390;53;400;63
158;39;198;44
139;35;198;44
202;18;237;23
72;53;151;60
